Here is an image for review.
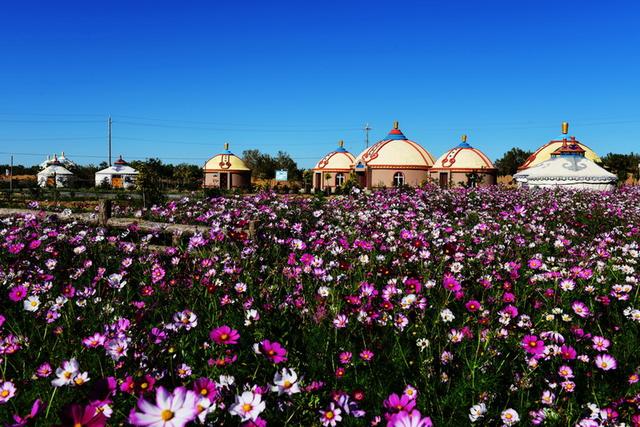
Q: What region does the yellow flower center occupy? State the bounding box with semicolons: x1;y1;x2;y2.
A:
283;380;292;388
326;411;334;420
1;390;9;397
220;333;229;341
505;413;513;419
242;403;253;412
200;388;208;395
141;382;149;389
64;371;72;379
161;409;174;421
74;377;84;385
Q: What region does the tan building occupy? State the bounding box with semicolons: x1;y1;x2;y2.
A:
312;140;356;191
429;135;497;188
352;122;435;188
203;143;251;189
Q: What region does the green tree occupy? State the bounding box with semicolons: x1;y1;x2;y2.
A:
494;148;533;176
133;159;165;208
601;152;640;182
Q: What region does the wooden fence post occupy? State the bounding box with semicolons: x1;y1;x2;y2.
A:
98;200;112;226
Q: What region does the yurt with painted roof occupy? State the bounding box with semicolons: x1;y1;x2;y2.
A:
429;135;497;188
518;123;601;172
352;121;435;188
95;156;139;189
203;143;251;189
514;123;616;191
312;140;356;191
37;155;75;188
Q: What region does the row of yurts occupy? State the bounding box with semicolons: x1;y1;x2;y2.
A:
36;121;617;191
202;121;617;191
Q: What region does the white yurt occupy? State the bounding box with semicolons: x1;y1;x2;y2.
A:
95;156;138;189
37;156;75;188
39;151;77;169
514;123;616;191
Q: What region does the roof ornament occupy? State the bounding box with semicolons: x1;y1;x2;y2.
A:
393;120;399;130
562;121;569;135
224;142;229;150
462;134;467;143
339;140;344;147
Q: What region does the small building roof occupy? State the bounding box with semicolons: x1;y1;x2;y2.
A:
204;143;250;172
353;122;435;169
37;163;74;176
431;136;496;171
313;140;356;172
518;123;600;171
96;156;139;175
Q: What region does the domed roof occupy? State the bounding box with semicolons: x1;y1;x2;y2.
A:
313;140;356;171
518;123;601;171
353;122;435;169
96;156;138;175
204;143;250;172
431;136;496;171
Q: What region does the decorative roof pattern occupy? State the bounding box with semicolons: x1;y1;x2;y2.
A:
204;143;251;172
431;136;496;171
353;122;435;169
314;141;355;171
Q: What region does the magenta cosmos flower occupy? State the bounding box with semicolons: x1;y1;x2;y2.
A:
129;386;198;427
521;335;545;356
257;340;288;364
58;403;107;427
387;410;433;427
384;393;416;414
8;286;28;302
210;325;240;345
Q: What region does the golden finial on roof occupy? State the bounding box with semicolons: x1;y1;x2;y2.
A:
339;140;344;147
562;122;569;135
393;121;399;130
224;142;229;150
462;134;468;143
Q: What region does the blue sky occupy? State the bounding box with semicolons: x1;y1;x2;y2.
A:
1;0;639;168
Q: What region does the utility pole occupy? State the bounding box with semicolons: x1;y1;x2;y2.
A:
364;123;372;148
9;155;13;197
108;115;113;166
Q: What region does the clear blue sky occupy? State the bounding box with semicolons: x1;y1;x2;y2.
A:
2;0;639;168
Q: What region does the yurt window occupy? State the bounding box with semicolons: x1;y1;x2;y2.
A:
393;172;405;187
335;173;345;186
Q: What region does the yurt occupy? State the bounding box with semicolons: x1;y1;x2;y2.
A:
37;156;74;188
203;143;251;189
352;122;435;188
312;140;356;191
429;135;497;188
39;151;76;169
95;156;139;189
518;124;600;171
514;123;616;191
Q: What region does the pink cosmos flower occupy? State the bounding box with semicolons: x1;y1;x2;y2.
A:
193;378;218;400
0;381;16;404
9;398;42;426
528;259;542;269
210;325;240;345
339;351;352;365
257;340;288;364
558;365;574;379
128;386;198;427
591;336;610;352
360;349;374;362
36;362;52;378
521;335;545;356
386;410;433;427
319;402;342;426
571;301;591;318
595;354;617;371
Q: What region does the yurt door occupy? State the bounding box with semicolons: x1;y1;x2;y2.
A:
439;172;448;189
46;177;55;187
111;175;123;188
220;173;229;189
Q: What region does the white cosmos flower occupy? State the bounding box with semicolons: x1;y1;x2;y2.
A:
24;296;40;312
272;368;301;396
229;391;265;422
469;403;487;422
51;359;80;387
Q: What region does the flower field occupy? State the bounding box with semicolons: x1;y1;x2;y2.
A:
2;186;640;426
